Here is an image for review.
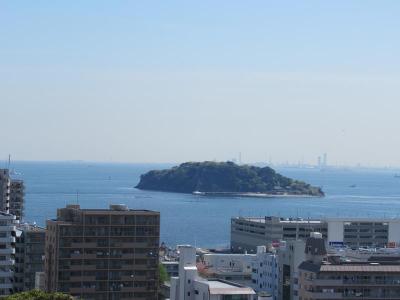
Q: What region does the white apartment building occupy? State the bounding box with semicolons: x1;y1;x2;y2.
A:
170;245;255;300
251;246;279;300
199;252;255;285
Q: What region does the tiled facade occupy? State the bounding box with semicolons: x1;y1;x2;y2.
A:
45;204;160;300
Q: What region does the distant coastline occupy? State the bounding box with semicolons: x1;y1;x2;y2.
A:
192;191;322;198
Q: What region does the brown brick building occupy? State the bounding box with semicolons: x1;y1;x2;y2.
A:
45;204;160;300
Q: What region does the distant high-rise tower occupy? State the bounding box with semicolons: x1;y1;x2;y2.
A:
323;153;327;167
317;156;321;168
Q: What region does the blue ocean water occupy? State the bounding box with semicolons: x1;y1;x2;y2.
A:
5;161;400;248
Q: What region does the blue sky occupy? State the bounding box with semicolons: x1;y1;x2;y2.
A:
1;1;400;165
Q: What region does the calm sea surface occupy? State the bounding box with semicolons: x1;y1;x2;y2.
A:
5;161;400;248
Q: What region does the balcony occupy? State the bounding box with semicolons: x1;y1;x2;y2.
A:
0;248;15;255
0;237;15;243
0;226;16;231
304;291;343;299
313;279;344;286
0;259;15;266
0;283;13;289
69;287;96;294
0;271;13;277
69;276;96;281
70;242;96;248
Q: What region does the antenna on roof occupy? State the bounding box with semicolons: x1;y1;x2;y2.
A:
7;155;10;169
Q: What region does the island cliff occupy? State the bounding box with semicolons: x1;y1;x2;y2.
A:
135;161;324;197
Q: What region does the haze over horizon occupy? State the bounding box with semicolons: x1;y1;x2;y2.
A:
1;1;400;166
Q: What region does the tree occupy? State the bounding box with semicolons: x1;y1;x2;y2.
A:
5;290;74;300
159;263;169;283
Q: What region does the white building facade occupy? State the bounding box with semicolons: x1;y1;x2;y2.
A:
171;245;255;300
251;246;279;300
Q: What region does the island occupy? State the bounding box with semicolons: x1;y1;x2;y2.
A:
135;161;324;197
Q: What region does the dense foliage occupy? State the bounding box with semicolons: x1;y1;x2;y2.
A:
136;161;324;196
159;263;170;283
5;290;73;300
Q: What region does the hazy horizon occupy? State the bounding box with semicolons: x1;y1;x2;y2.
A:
1;1;400;166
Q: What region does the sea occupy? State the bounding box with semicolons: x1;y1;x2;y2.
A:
4;161;400;249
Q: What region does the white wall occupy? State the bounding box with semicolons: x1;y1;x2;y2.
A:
388;221;400;245
327;221;344;243
202;253;254;274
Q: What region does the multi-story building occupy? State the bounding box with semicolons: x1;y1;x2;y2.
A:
170;245;255;300
198;252;255;285
0;170;11;215
276;240;306;300
251;246;279;300
14;224;45;292
0;212;17;297
44;204;160;300
231;216;400;252
298;233;400;300
9;180;24;221
0;169;24;220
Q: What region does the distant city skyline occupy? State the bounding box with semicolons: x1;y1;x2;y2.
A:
1;1;400;166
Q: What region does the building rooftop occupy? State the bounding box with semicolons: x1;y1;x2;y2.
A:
235;216;323;224
320;264;400;273
62;204;159;214
205;280;255;295
299;261;400;273
235;216;400;223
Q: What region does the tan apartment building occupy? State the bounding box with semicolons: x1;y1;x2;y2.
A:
44;204;160;300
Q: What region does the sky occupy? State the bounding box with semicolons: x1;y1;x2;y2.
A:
1;1;400;166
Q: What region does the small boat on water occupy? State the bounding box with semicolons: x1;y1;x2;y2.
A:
192;191;206;195
349;184;357;188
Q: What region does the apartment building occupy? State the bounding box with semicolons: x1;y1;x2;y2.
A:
9;180;24;221
298;234;400;299
0;169;24;220
251;246;279;300
44;204;160;300
0;170;11;215
231;216;400;252
0;212;17;297
14;224;45;292
198;252;255;285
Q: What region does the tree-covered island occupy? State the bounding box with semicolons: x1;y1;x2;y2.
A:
135;161;324;197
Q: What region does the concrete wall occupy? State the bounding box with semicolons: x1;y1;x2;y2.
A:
327;220;344;243
388;221;400;245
